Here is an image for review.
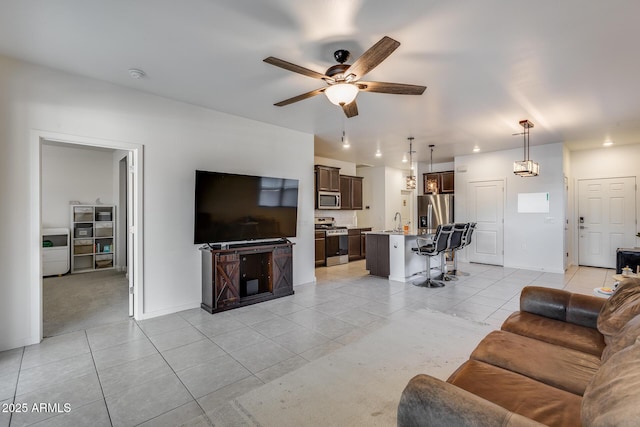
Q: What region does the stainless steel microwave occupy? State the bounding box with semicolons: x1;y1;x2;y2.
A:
317;191;341;209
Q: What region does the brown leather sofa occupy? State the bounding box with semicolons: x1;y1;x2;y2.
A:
398;278;640;427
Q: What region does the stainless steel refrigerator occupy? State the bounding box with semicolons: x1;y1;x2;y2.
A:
417;194;454;234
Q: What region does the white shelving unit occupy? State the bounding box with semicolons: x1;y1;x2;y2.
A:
70;204;116;273
42;228;70;276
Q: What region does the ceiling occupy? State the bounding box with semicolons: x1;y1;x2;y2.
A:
1;0;639;169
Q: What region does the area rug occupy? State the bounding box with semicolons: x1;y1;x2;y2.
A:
218;309;494;426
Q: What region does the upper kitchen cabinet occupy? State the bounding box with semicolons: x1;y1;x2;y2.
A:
340;175;363;210
315;165;340;192
423;171;454;194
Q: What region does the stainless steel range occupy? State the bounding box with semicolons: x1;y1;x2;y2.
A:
315;217;349;266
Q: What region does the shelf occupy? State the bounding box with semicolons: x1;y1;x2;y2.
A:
70;205;116;274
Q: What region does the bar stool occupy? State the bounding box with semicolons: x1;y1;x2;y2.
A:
453;222;476;277
446;223;469;279
412;224;453;288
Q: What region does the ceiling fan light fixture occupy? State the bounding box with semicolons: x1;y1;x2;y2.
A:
325;83;358;106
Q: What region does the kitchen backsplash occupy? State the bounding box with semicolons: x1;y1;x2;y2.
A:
314;210;358;227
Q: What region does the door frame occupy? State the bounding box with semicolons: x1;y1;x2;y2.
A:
29;130;144;343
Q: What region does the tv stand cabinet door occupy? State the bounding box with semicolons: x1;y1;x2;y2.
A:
214;253;241;309
272;246;293;296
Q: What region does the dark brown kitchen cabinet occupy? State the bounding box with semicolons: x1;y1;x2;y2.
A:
351;176;363;209
440;171;455;193
315;230;326;267
365;233;390;277
348;229;361;261
423;171;454;194
340;175;363;210
348;227;371;261
315;165;340;192
361;233;367;258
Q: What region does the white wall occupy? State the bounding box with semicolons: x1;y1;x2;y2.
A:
314;156;356;176
569;144;640;262
455;143;566;273
41;144;115;228
357;166;408;231
0;54;315;351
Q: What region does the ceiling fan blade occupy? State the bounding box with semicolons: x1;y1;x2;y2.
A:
274;87;326;107
345;36;400;80
264;56;332;81
342;100;358;118
358;81;426;95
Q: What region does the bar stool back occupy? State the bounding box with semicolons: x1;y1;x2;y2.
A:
412;224;453;288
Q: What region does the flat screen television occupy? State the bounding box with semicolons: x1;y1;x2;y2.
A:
194;170;299;244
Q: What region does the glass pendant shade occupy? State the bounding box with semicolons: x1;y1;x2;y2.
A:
513;160;540;177
325;83;359;105
426;179;438;194
406;175;416;190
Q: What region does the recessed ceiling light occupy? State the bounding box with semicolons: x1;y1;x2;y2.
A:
603;140;613;147
375;149;382;157
128;68;146;79
473;146;480;153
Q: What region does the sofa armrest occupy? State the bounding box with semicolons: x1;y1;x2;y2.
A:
398;374;545;427
520;286;605;329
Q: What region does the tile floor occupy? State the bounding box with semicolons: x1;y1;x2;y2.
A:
0;261;616;426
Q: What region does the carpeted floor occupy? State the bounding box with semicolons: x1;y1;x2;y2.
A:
208;308;493;426
43;270;129;337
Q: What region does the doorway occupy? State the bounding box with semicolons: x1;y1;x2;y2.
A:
467;179;505;265
578;177;637;268
30;130;143;343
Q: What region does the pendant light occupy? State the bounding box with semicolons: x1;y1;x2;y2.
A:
405;137;416;190
513;119;539;177
341;130;349;148
426;144;438;193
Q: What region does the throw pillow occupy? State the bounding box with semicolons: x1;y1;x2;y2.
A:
600;313;640;362
582;337;640;426
597;278;640;338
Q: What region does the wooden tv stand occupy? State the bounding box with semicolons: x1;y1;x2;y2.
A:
200;241;294;314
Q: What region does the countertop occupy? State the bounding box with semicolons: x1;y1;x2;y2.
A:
365;230;433;237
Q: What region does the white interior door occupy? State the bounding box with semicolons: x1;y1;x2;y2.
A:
467;180;504;265
578;177;636;268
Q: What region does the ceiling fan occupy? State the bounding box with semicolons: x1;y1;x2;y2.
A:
264;36;426;118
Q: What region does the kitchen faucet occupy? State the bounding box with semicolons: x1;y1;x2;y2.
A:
394;212;402;232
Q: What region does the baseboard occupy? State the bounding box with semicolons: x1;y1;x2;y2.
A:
137;301;201;320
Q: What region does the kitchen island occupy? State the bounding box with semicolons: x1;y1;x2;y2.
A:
365;231;439;282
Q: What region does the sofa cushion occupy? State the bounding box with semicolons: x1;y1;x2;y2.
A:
600;313;640;362
582;338;640;426
597;277;640;337
519;287;604;329
502;311;605;356
448;359;582;427
470;330;600;396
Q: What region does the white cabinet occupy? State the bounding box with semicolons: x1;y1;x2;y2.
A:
70;205;116;273
42;228;70;276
